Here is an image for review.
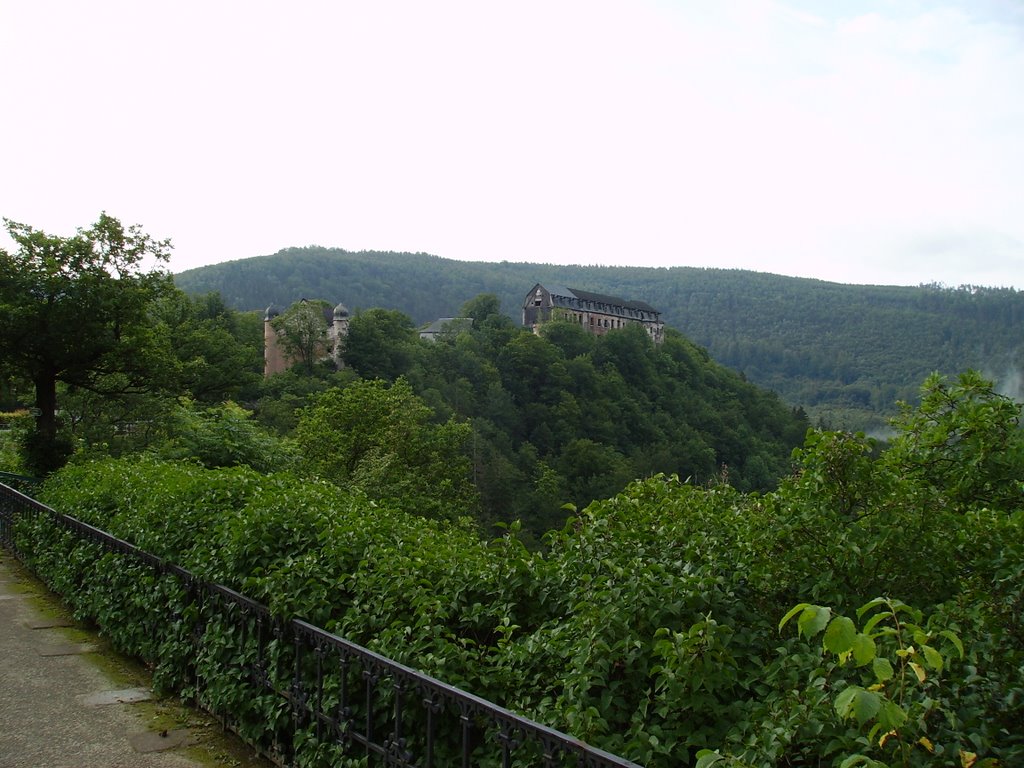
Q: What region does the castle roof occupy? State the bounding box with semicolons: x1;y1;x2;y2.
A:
565;287;659;314
419;317;474;340
537;284;660;315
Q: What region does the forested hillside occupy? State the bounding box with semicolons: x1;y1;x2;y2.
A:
257;299;809;535
1;214;805;535
175;247;1024;430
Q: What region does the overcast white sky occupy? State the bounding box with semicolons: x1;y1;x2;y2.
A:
2;1;1022;288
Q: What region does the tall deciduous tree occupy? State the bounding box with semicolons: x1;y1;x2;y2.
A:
159;291;264;402
343;309;419;381
270;299;331;373
885;370;1024;511
0;213;174;473
293;377;478;520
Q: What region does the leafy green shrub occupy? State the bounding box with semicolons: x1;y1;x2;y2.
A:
0;429;25;473
13;370;1021;767
153;399;297;474
292;377;479;520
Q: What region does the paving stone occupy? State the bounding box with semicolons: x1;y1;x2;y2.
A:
130;729;195;754
80;687;154;706
1;555;206;767
0;593;29;600
24;617;76;629
37;642;98;656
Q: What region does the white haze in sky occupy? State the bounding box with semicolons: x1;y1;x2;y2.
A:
1;0;1022;287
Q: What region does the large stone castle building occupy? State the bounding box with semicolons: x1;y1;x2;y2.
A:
522;284;665;344
264;285;664;377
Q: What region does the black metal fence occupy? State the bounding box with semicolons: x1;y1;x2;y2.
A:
0;471;40;497
0;482;642;768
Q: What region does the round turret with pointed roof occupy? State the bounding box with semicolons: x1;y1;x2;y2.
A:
333;302;350;319
264;304;282;321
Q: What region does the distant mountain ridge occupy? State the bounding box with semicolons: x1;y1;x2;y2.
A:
174;246;1024;430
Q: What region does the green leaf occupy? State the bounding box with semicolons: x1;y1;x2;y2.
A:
876;700;908;731
857;597;889;618
839;756;882;768
798;605;831;639
852;633;877;666
824;615;857;655
835;686;881;725
695;749;725;768
861;611;890;636
922;644;944;672
939;629;964;658
779;603;811;632
872;657;894;682
853;689;882;725
889;600;921;622
834;686;857;718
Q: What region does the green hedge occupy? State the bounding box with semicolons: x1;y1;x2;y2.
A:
18;428;1023;767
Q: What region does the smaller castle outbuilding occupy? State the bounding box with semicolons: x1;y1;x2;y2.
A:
418;317;474;342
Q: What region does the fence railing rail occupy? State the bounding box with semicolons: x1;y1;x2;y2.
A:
0;482;642;768
0;471;40;496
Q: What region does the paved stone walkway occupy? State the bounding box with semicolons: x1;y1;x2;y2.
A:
0;552;266;768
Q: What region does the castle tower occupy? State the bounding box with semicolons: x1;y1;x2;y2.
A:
263;304;290;377
331;302;350;368
264;299;351;377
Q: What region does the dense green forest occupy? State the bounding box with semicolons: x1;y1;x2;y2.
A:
176;247;1024;430
4;216;1022;767
1;216;807;535
2;293;809;536
23;370;1024;767
331;302;808;534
